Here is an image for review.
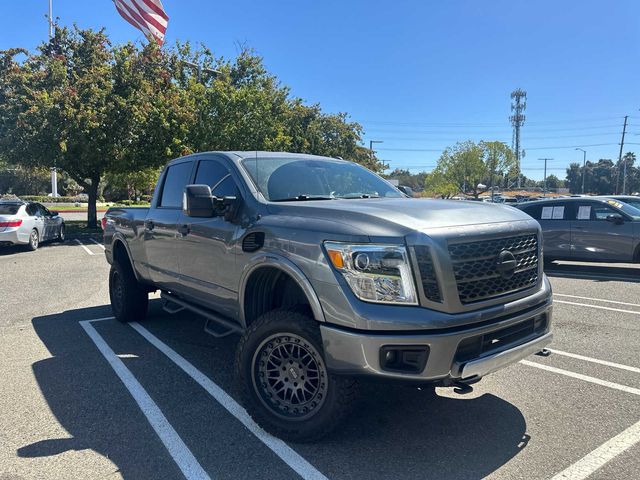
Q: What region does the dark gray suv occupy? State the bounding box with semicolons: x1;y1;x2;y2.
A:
517;197;640;263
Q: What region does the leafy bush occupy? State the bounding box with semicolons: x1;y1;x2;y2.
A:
20;195;86;203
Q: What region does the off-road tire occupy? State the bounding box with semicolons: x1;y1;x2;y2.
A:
109;260;148;323
235;309;358;442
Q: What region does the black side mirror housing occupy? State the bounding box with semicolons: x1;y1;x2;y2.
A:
397;185;414;197
606;213;625;225
50;210;59;216
184;184;215;217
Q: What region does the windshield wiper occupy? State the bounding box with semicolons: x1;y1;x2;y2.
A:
272;194;335;202
336;193;381;199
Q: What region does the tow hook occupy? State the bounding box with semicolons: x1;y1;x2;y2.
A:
452;381;474;395
535;348;551;357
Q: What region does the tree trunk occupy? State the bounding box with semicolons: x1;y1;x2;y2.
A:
87;180;99;229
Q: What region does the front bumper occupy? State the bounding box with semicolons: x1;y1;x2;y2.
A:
321;294;552;382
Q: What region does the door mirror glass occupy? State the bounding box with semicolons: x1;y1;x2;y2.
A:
183;184;215;217
606;213;624;224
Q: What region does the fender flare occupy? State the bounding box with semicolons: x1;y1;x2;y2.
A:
238;253;326;328
110;233;142;282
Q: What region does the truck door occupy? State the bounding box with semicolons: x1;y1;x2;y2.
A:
570;201;634;262
144;160;195;289
177;157;242;316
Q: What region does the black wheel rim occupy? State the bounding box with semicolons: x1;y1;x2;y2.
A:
252;333;328;420
111;270;124;314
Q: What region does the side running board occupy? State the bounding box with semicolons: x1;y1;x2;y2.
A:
161;291;243;338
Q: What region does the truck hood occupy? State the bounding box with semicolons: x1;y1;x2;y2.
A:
266;198;533;238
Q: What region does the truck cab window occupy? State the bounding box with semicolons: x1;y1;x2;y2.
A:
159;162;193;208
212;175;239;198
195;160;229;190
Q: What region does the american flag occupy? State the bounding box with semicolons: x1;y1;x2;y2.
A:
113;0;169;46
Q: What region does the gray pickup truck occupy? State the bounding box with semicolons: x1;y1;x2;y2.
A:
104;151;553;441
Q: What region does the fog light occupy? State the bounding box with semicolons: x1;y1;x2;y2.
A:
379;345;429;374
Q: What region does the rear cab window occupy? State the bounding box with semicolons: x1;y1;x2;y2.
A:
158;161;193;208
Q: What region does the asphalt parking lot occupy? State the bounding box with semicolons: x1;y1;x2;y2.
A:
0;240;639;480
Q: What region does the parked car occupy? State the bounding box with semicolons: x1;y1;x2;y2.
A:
607;195;640;211
517;197;640;263
0;201;65;250
104;151;552;441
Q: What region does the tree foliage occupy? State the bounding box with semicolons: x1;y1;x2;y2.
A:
0;26;377;226
424;141;516;198
565;156;639;195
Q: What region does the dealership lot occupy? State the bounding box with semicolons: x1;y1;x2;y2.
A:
0;241;638;480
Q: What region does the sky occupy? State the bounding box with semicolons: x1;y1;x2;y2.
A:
1;0;639;180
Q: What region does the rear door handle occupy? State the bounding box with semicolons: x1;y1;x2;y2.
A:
178;224;190;236
145;220;155;231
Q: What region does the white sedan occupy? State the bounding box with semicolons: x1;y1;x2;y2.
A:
0;201;65;250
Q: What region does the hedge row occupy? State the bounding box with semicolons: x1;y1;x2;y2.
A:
20;195;87;203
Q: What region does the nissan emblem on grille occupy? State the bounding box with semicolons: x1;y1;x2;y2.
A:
496;250;517;279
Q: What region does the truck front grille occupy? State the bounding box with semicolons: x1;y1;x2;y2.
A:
449;234;539;304
414;246;442;303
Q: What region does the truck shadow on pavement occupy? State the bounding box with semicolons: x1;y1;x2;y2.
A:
24;303;528;480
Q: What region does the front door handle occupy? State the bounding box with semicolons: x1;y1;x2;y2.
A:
145;220;155;231
178;224;190;236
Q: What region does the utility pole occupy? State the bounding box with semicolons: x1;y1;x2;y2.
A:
510;89;527;188
181;60;220;83
369;140;383;165
539;158;553;197
575;148;587;194
615;115;628;194
48;0;54;39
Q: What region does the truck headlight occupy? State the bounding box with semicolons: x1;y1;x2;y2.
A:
324;242;418;305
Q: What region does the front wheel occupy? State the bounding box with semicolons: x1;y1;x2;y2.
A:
235;309;357;442
109;261;149;323
57;224;65;242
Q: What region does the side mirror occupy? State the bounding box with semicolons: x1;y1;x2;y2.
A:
214;196;238;221
183;184;215;217
50;210;59;217
606;213;624;225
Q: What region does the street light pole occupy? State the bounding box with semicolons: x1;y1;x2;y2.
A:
369;140;383;165
539;158;553;197
575;148;586;194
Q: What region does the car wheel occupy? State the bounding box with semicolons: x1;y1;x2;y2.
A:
58;224;65;242
109;260;149;323
235;309;358;442
27;229;39;251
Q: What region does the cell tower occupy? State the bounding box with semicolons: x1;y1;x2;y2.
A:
510;89;527;188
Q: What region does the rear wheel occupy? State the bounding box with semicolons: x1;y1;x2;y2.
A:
109;260;148;323
27;229;39;251
57;224;65;242
235;309;358;442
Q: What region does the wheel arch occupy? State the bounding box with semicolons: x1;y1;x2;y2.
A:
239;255;325;329
111;235;142;281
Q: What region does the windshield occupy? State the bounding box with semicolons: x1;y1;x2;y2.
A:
615;197;640;212
240;157;403;201
608;199;640;220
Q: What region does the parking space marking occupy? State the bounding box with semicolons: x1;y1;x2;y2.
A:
554;300;640;316
130;321;329;480
521;360;640;396
90;238;106;250
555;293;640;309
80;318;210;480
74;239;95;256
547;349;640;374
550;420;640;480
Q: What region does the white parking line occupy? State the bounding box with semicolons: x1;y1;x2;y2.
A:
90;238;106;250
555;293;640;309
80;319;210;480
74;239;95;256
550;420;640;480
130;321;329;480
521;360;640;396
547;348;640;374
554;300;640;315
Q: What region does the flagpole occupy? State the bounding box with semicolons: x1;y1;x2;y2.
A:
48;0;53;39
